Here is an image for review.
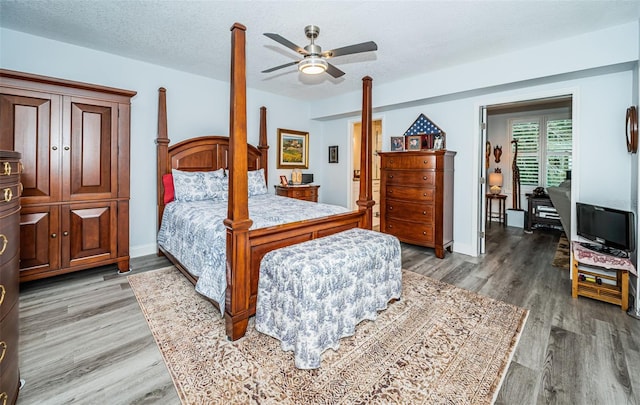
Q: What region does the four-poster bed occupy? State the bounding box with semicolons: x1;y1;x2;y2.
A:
156;23;375;341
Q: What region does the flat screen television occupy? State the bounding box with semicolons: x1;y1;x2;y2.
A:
576;202;635;254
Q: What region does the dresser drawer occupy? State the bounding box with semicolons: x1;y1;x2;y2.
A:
385;186;434;202
383;219;434;245
0;181;20;215
384;170;435;186
383;155;436;170
0;301;20;405
386;199;434;223
0;210;19;267
0;254;19;320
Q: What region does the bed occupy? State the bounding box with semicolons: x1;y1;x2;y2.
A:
156;23;375;341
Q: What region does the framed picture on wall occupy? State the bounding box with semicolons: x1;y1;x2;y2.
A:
328;145;339;163
277;128;309;169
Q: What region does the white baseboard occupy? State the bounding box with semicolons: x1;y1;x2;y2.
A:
130;243;158;258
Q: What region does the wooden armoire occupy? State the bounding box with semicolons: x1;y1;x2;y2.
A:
379;150;456;259
0;69;136;281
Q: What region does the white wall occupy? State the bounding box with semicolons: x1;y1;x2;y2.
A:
2;20;639;261
0;28;314;257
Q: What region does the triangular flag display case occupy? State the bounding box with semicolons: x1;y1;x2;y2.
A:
403;113;446;150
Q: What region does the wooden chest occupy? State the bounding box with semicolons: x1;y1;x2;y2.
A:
379;150;455;258
0;150;21;404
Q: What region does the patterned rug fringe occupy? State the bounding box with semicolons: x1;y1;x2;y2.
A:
129;267;528;405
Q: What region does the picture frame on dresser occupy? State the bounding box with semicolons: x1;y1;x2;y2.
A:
279;175;289;187
391;136;405;151
407;136;421;150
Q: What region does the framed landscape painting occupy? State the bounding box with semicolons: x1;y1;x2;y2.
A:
277;128;309;169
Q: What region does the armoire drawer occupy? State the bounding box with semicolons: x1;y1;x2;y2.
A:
384;170;435;186
385;199;434;223
384;219;434;245
382;155;436;170
385;186;434;201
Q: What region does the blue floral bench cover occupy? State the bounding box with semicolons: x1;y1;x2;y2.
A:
255;228;402;369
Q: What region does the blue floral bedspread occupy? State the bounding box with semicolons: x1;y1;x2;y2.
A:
255;228;402;369
157;194;350;314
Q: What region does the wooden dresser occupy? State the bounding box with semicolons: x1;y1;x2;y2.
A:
379;150;456;258
274;185;319;202
0;150;21;404
0;69;137;281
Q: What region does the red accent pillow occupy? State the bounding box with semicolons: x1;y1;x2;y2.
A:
162;173;175;204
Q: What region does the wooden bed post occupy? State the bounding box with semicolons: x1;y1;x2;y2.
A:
258;106;269;181
356;76;374;230
224;22;253;341
156;87;170;237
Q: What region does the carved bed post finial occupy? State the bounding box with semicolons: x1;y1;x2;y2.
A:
356;76;374;230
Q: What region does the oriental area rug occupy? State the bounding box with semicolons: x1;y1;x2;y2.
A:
128;267;528;405
552;232;571;270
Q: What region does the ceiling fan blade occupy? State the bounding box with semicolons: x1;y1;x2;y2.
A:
261;60;300;73
322;41;378;59
325;63;345;78
264;33;309;55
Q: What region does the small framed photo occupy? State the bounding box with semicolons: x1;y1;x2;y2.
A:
390;136;404;151
328;145;339;163
433;136;444;150
279;175;289;187
407;135;422;151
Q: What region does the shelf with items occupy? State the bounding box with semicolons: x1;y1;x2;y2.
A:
526;194;561;232
571;241;635;311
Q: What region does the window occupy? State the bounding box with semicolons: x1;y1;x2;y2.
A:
511;114;572;189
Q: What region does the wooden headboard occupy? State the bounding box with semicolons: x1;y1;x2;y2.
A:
156;87;269;228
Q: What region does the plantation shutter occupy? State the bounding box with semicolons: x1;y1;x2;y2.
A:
545;118;572;186
512;121;540;186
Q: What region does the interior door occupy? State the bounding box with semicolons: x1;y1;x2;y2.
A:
479;106;488;254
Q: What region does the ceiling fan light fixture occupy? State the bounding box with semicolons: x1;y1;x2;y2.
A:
298;56;327;75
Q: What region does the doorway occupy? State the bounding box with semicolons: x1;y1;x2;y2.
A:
480;95;573;254
352;119;382;229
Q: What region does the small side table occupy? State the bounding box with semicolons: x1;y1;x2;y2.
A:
571;242;636;311
486;193;507;227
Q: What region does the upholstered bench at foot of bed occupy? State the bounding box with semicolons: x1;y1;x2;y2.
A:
255;227;402;369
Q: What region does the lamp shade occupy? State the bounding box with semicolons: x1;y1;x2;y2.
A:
488;172;503;194
298;57;327;75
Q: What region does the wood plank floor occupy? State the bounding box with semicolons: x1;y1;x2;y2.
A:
15;226;640;404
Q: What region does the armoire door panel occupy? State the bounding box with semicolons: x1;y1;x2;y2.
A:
19;205;59;273
64;99;117;200
0;92;61;204
62;202;116;267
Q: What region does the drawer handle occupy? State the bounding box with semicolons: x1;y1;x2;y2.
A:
423;160;428;164
423;176;427;180
389;206;393;210
0;234;7;256
18;162;23;174
2;162;10;176
0;341;6;364
0;285;4;306
389;175;394;179
63;231;69;236
3;188;12;202
423;193;427;196
423;231;427;235
51;233;57;239
64;146;70;151
52;145;58;151
0;392;6;405
423;211;427;215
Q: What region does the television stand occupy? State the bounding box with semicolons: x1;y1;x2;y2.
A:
578;242;629;258
571;242;636;311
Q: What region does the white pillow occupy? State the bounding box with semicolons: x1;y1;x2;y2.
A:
172;169;227;202
247;168;268;196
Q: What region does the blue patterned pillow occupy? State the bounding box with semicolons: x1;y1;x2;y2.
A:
172;169;228;202
248;169;268;196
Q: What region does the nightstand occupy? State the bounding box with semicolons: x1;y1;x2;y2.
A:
274;185;319;202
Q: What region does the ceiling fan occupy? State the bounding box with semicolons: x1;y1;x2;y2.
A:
262;25;378;78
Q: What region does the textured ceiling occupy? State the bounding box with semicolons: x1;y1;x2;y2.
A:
1;0;639;101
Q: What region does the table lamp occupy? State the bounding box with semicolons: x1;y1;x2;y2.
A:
488;171;503;194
